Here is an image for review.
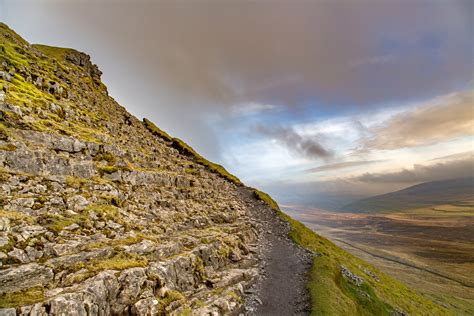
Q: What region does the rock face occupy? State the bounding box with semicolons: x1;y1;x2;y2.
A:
0;23;271;315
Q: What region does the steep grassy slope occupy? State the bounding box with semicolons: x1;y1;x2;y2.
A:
253;190;449;315
344;177;474;213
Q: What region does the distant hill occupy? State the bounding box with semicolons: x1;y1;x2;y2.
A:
343;177;474;212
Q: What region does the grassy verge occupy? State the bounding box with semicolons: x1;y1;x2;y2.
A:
0;287;45;308
253;189;449;315
143;118;242;185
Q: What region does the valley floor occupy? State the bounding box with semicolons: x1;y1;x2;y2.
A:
284;206;474;315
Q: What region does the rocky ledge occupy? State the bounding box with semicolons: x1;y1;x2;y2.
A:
0;22;316;316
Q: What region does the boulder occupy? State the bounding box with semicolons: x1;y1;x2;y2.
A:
0;263;53;294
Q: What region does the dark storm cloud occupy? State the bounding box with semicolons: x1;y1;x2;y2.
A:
3;0;472;109
256;125;331;159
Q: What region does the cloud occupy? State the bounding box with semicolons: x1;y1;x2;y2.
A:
307;160;384;173
261;154;474;209
5;0;472;111
230;102;278;117
354;155;474;184
430;151;473;161
256;125;332;159
349;54;395;68
361;90;474;151
3;0;473;189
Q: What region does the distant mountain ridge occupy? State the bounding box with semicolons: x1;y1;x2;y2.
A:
343;177;474;213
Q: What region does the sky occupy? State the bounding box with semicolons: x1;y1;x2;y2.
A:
1;0;473;209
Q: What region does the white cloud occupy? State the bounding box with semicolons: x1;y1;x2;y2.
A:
223;90;474;188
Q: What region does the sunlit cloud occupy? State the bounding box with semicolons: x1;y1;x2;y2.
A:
361;90;474;150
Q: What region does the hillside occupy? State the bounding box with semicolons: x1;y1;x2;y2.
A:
0;23;448;315
343;177;474;213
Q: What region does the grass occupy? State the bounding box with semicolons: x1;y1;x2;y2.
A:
38;202;123;234
0;123;11;141
254;189;449;315
1;22;109;145
33;44;74;62
43;212;91;234
97;165;119;174
0;208;32;222
86;203;120;219
66;175;88;188
158;290;185;315
143;118;242;185
0;143;17;151
143;118;173;142
93;150;117;165
85;252;148;272
0;287;45;308
60;252;148;286
85;235;145;250
253;189;280;211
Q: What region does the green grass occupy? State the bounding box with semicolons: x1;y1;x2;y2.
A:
158;290;185;314
85;203;120;221
85;252;148;272
65;175;88;189
43;212;91;234
143;118;173;142
0;209;33;223
0;287;45;308
33;44;74;62
143;118;242;185
97;165;119;174
254;189;449;315
253;189;280;211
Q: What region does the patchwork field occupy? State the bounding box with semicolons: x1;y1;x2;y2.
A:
284;201;474;314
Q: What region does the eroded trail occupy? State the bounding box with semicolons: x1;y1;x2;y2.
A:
239;188;312;315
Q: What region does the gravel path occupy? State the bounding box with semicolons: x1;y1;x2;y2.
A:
239;188;313;315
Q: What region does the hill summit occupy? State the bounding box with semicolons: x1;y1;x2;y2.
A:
0;23;449;315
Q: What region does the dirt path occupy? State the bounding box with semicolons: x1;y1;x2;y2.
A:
239;188;313;315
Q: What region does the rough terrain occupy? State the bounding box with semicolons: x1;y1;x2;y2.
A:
240;188;312;315
0;22;312;315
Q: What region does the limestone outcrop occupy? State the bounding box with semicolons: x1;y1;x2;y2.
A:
0;23;264;315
